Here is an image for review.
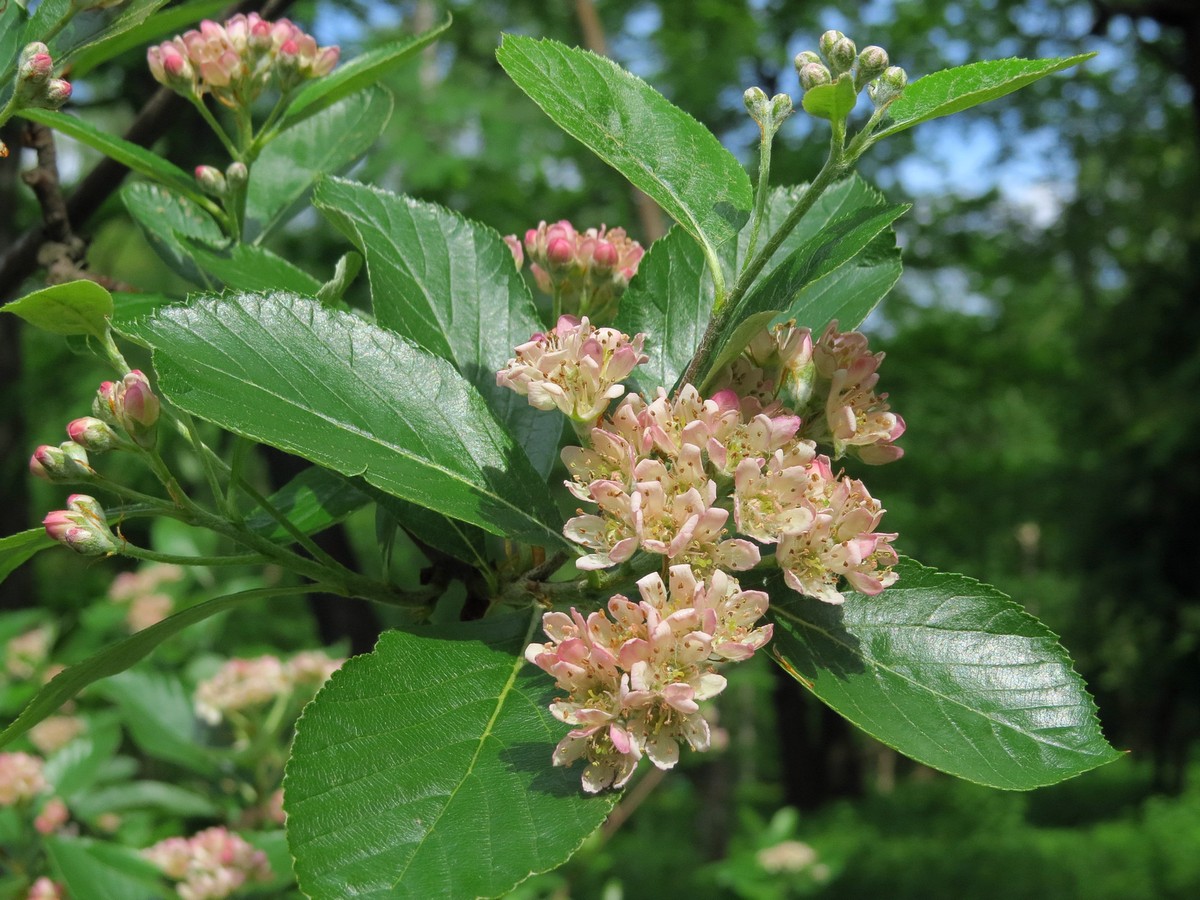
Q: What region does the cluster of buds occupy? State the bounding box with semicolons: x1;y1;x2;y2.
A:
194;161;247;198
29;370;160;489
148;13;339;108
194;651;343;727
715;320;905;464
496;315;647;426
42;494;119;556
743;86;794;138
510;220;645;319
501;312;904;787
12;43;72;111
526;566;771;791
0;751;46;806
795;30;907;112
34;796;69;836
143;827;272;900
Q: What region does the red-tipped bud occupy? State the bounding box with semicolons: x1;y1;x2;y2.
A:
44;496;117;555
194;165;226;196
592;240;619;269
20;53;54;84
44;79;72;108
313;46;340;77
546;237;575;268
30;443;93;482
117;370;160;447
503;234;524;270
67;417;123;452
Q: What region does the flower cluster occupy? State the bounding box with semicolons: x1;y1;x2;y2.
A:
194;651;343;726
109;562;185;631
501;304;904;788
526;566;771;791
511;220;644;319
42;494;119;556
147;13;338;107
4;625;53;680
794;30;907;114
714;320;905;464
0;751;45;806
496;315;647;425
143;827;272;900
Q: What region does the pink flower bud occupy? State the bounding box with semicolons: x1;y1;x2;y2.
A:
67;416;122;452
29;443;92;482
19;53;53;84
43;506;117;556
592;240;619;269
313;46;340;76
546;236;574;268
44;79;72;108
278;38;298;58
503;234;524;270
194;165;226;196
117;370;160;447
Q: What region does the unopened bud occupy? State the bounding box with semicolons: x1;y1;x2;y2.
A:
194;165;226;196
769;93;794;121
818;31;845;60
93;381;118;425
19;52;53;85
503;234;524;270
43;79;72;109
869;66;908;108
592;240;619;269
225;161;248;187
546;237;574;268
147;42;195;94
857;46;889;82
43;496;117;556
30;443;93;482
67;417;123;452
743;86;768;118
828;37;857;76
116;370;160;447
794;50;822;70
798;62;832;92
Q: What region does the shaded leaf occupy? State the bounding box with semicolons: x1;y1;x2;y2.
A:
314;177;562;476
68;0;228;78
243;466;371;543
286;614;616;898
767;558;1122;790
121;293;566;546
44;836;166;900
279;13;451;128
0;528;56;586
245;86;393;241
121;182;224;286
801;75;858;120
184;239;322;295
70;780;221;820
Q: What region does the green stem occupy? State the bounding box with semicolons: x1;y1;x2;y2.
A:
245;93;290;161
189;96;240;160
120;545;269;567
181;411;227;514
741;124;776;272
232;472;351;575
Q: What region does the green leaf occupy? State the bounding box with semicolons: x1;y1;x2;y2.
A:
18;0;69;59
0;0;26;82
18;107;214;209
245;86;394;241
121;292;567;546
57;0;168;72
0;528;55;586
121;182;224;286
92;670;218;776
69;780;221;820
2;280;113;338
801;75;859;121
497;35;753;267
614;225;714;394
314;177;563;476
43;717;121;799
110;291;176;325
67;0;228;78
877;54;1096;139
278;13;452;129
184;239;322;294
286;614;617;898
767;558;1122;790
373;491;490;571
243;466;371;543
45;836;166;900
0;587;302;749
777;233;902;333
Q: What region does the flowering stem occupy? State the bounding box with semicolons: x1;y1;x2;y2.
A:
231;472;351;576
189;96;240;161
181;410;228;514
119;545;270;567
741;123;776;269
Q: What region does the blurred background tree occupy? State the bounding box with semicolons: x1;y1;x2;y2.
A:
3;0;1199;896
